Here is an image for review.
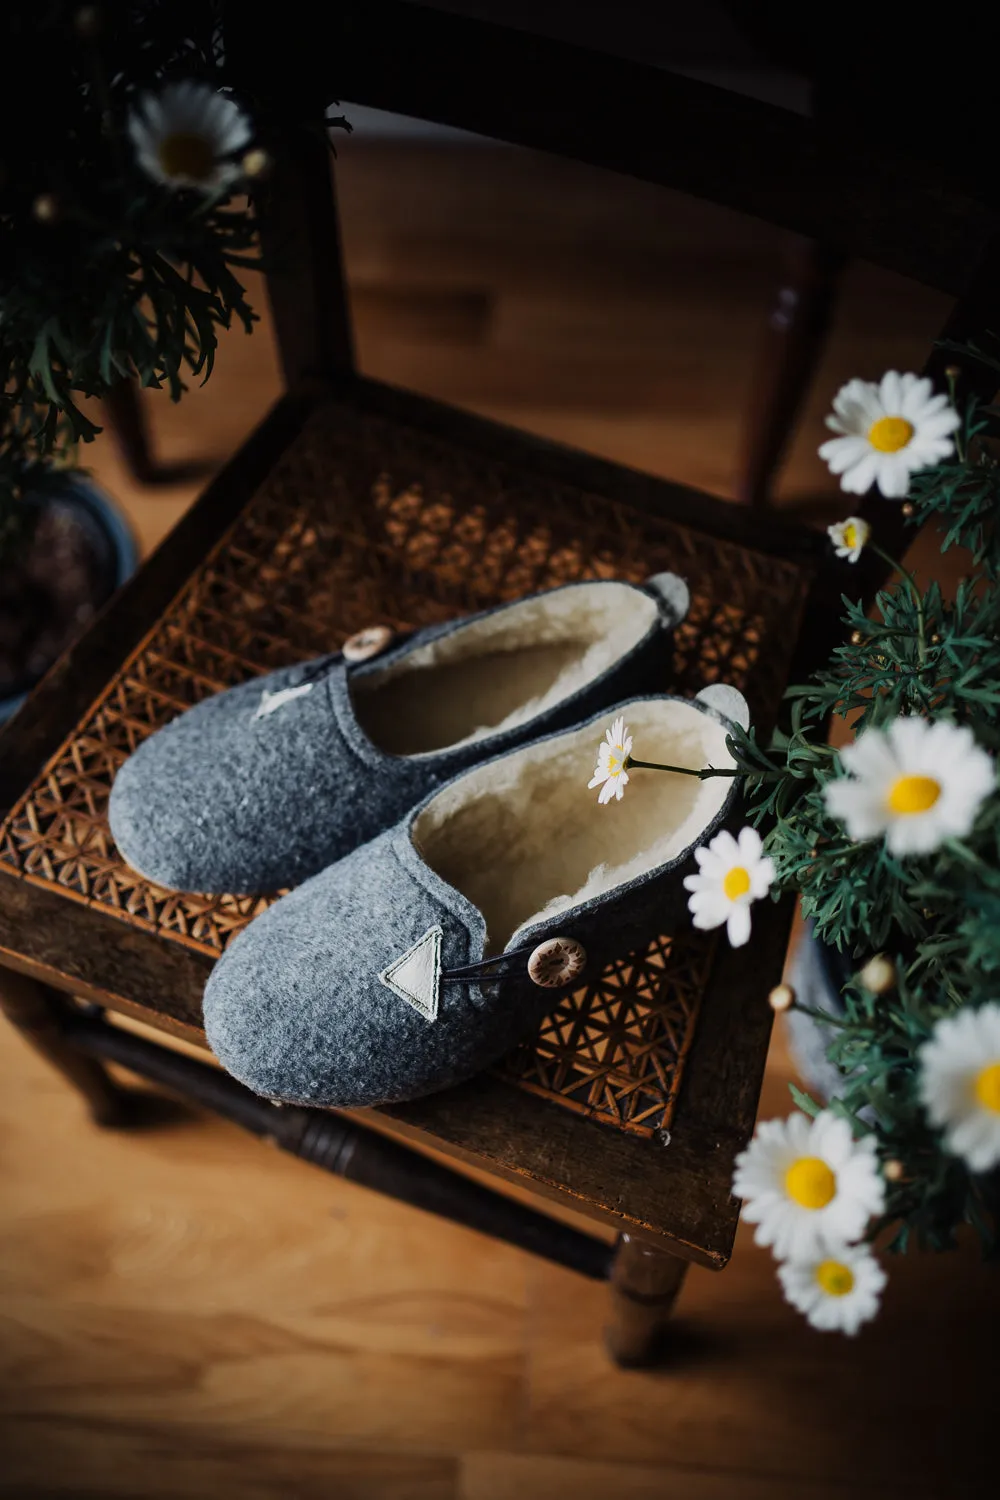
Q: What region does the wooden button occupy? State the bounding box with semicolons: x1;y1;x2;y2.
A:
343;625;393;662
527;936;587;988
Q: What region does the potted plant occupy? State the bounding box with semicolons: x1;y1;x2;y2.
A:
590;354;1000;1333
0;0;313;720
0;444;138;723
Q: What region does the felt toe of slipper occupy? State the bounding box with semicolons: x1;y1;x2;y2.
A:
109;662;343;893
202;831;497;1107
108;740;217;891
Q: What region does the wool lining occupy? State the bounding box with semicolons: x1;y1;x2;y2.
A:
412;698;736;951
352;582;659;756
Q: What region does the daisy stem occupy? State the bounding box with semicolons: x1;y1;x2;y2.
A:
869;543;926;667
946;368;967;463
624;757;741;779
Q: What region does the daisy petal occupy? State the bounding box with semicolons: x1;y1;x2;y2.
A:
726;902;752;947
919;1003;1000;1173
840;451;880;495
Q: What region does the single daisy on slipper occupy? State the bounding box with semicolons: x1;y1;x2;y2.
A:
588;715;632;804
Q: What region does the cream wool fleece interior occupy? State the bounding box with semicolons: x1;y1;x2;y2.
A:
412;698;737;953
352;582;658;756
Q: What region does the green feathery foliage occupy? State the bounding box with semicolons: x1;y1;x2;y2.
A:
725;349;1000;1259
0;0;348;552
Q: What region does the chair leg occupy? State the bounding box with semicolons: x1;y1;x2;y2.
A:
101;378;156;484
0;969;132;1127
737;239;847;509
604;1232;689;1367
255;126;355;387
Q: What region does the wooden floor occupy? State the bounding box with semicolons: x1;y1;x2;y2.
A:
1;144;994;1498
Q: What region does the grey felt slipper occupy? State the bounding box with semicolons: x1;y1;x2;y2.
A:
109;576;689;894
202;685;749;1108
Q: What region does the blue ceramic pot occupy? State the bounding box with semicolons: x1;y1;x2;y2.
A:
0;476;138;724
786;922;853;1105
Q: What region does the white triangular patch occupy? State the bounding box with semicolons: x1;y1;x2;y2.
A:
378;925;442;1021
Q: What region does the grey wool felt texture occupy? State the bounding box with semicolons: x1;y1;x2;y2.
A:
109;577;687;894
203;687;748;1108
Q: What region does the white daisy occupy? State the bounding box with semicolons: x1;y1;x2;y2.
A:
732;1110;885;1261
918;1003;1000;1173
777;1243;886;1335
824;717;995;858
588;716;632;804
128;82;253;194
818;371;960;499
683;826;774;948
827;515;870;563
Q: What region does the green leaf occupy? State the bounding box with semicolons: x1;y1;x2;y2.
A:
788;1084;822;1118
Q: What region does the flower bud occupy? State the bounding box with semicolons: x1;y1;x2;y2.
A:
32;193;60;223
768;983;795;1013
859;954;896;995
242;148;272;180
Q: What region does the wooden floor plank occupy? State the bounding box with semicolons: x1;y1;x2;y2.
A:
0;1418;457;1500
0;1030;528;1456
459;1450;936;1500
520;1230;997;1494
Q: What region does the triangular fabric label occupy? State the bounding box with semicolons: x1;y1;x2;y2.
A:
378;925;442;1022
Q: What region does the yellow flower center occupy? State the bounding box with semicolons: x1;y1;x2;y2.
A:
157;131;216;182
723;865;751;900
974;1061;1000;1113
843;523;858;549
784;1156;836;1209
607;754;621;775
815;1259;855;1297
868;416;914;453
886;774;941;816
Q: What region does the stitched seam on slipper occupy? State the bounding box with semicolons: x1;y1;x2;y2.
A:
388;839;450;920
388;840;478;968
322;669;381;771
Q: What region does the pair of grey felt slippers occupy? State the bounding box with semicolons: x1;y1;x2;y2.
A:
110;576;749;1109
